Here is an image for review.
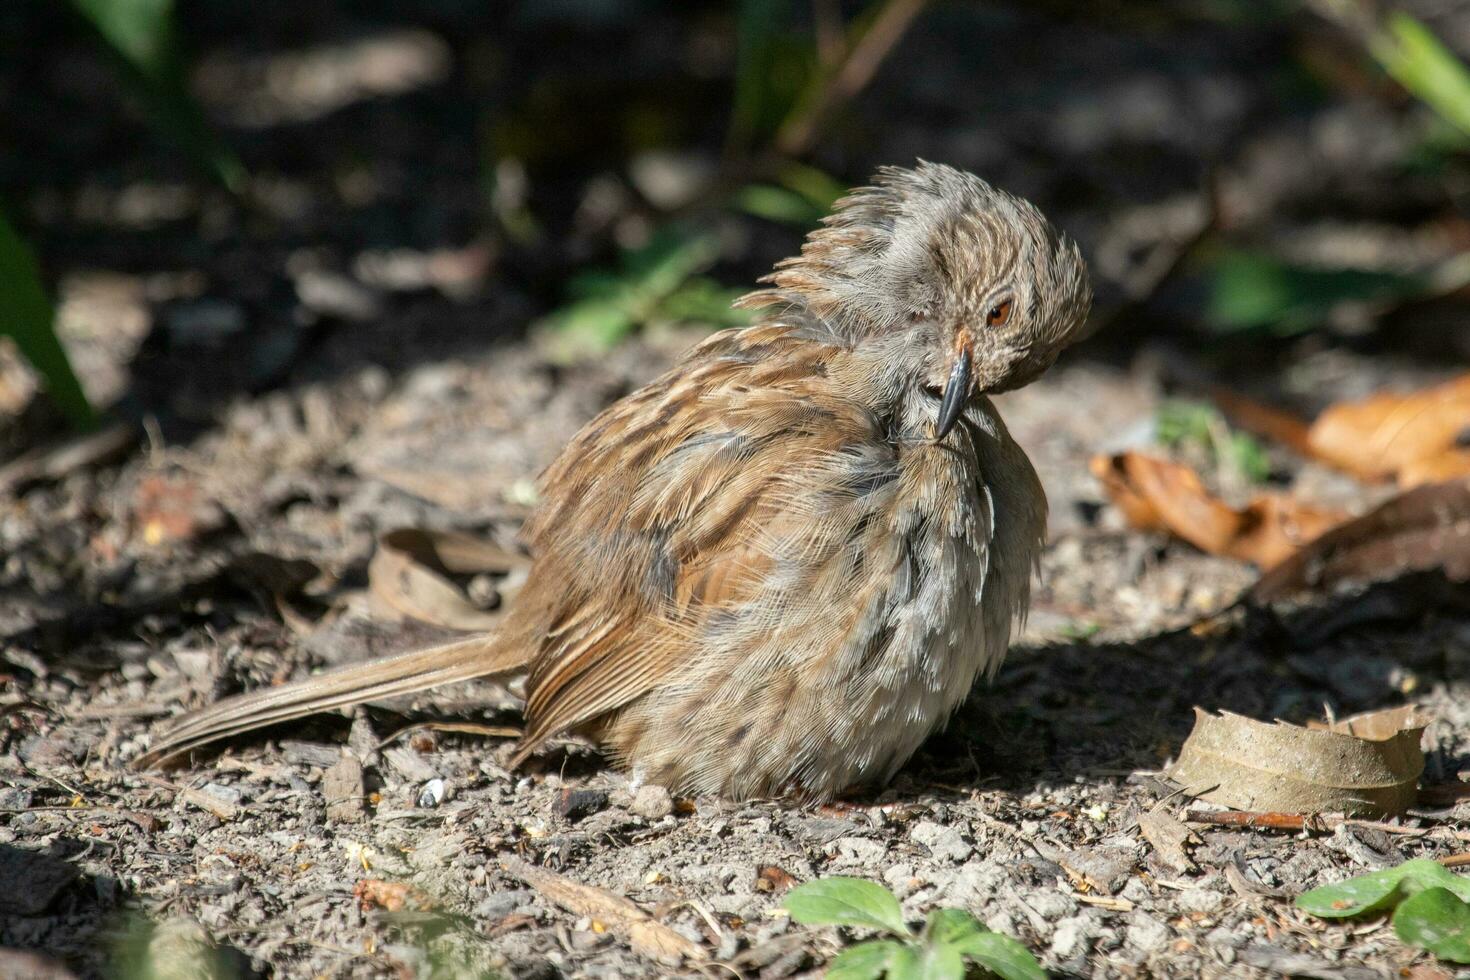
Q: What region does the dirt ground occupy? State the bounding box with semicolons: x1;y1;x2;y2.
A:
3;2;1470;978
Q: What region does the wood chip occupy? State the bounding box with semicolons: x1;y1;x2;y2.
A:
1137;808;1196;872
383;745;439;783
323;753;366;823
500;854;707;965
177;785;238;821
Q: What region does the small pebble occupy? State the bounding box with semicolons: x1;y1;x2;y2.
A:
417;778;446;808
630;784;673;819
553;788;608;822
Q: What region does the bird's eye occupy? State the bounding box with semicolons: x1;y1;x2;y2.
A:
985;298;1014;328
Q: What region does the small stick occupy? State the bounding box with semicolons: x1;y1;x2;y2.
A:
1185;809;1470;843
501;854;707;965
1184;810;1323;831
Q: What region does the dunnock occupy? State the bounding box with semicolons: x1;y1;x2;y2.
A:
140;162;1093;800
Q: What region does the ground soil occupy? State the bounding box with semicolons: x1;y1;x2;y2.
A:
3;3;1469;978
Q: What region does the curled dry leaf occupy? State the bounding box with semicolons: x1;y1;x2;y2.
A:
1167;706;1427;818
1213;376;1470;487
367;527;530;630
1399;449;1470;489
354;879;433;912
1091;452;1345;567
1253;477;1470;601
1308;374;1470;482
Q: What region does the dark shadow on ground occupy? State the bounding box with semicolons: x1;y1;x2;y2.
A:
906;572;1470;795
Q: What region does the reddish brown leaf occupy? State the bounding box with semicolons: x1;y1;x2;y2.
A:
1399;448;1470;488
1307;374;1470;481
754;865;797;893
133;473;221;546
1252;477;1470;601
354;879;433;912
1091;452;1345;567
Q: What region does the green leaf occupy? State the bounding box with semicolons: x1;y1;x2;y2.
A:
660;279;750;326
1204;248;1426;335
916;941;964;980
728;0;814;152
951;931;1048;980
925;908;986;947
1393;886;1470;963
827;940;915;980
1371;13;1470;141
0;211;95;428
537;224;739;352
1155;400;1270;484
734;184;827;226
536;299;636;359
785;878;911;937
67;0;244;190
1297;859;1470;919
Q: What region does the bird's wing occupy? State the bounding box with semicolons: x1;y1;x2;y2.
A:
509;325;906;760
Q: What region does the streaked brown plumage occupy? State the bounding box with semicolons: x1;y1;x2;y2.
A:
138;162;1093;800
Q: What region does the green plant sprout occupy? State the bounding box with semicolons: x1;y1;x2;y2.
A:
785;877;1046;980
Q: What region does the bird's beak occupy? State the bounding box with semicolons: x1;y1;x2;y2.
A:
933;345;972;443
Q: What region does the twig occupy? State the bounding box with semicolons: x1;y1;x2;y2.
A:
775;0;929;157
1184;809;1470;843
1073;893;1134;912
500;854;707;965
375;721;521;752
1439;853;1470;868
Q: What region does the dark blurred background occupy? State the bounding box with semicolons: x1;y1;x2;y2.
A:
1;0;1467;451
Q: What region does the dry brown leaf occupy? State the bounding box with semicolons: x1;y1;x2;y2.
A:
133;472;226;546
1399;448;1470;488
1253;477;1470;601
500;855;707;965
1167;707;1426;818
1091;452;1345;567
354;879;433;912
1305;704;1428;740
367;527;530;630
1307;374;1470;481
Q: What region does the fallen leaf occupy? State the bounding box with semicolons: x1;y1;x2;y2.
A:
368;527;530;630
1167;706;1427;818
1252;477;1470;601
133;472;226;546
1306;704;1429;740
1091;452;1345;566
755;865;798;894
1398;448;1470;488
354;879;433;912
1213;378;1470;488
1308;374;1470;481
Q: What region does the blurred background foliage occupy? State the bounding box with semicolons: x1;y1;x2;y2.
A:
0;0;1467;439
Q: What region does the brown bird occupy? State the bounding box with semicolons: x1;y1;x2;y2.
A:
139;162;1092;800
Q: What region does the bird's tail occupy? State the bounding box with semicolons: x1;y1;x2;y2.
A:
134;633;526;767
